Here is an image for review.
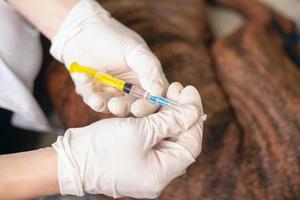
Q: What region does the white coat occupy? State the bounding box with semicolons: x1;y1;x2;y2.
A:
0;1;50;131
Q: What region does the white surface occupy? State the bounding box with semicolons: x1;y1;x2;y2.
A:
259;0;300;26
207;0;300;38
207;6;245;38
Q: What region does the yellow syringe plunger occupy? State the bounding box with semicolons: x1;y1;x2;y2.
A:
69;62;126;91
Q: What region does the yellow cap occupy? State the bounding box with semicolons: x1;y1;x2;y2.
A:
69;62;97;77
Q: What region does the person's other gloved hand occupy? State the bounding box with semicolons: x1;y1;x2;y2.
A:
50;0;168;117
52;82;204;198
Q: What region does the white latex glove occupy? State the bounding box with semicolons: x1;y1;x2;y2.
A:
50;0;168;117
52;82;204;198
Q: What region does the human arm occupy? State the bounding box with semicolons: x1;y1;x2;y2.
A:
0;147;59;199
6;0;79;39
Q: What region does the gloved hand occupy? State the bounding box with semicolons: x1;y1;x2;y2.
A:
52;82;204;198
50;0;168;117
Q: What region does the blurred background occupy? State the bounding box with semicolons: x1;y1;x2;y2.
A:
0;0;300;200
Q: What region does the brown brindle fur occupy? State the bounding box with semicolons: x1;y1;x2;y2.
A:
211;0;300;199
213;25;300;199
46;0;300;199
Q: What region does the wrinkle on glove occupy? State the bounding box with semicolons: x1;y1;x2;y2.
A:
0;2;49;131
52;82;204;198
50;0;168;117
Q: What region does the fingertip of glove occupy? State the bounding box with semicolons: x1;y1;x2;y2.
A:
71;72;92;84
87;94;106;112
108;97;129;117
166;82;184;100
178;85;203;114
170;82;184;90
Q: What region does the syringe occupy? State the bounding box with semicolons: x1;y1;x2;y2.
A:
69;62;207;121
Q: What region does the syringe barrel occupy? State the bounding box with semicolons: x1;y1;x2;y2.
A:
123;83;148;99
95;72;125;91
